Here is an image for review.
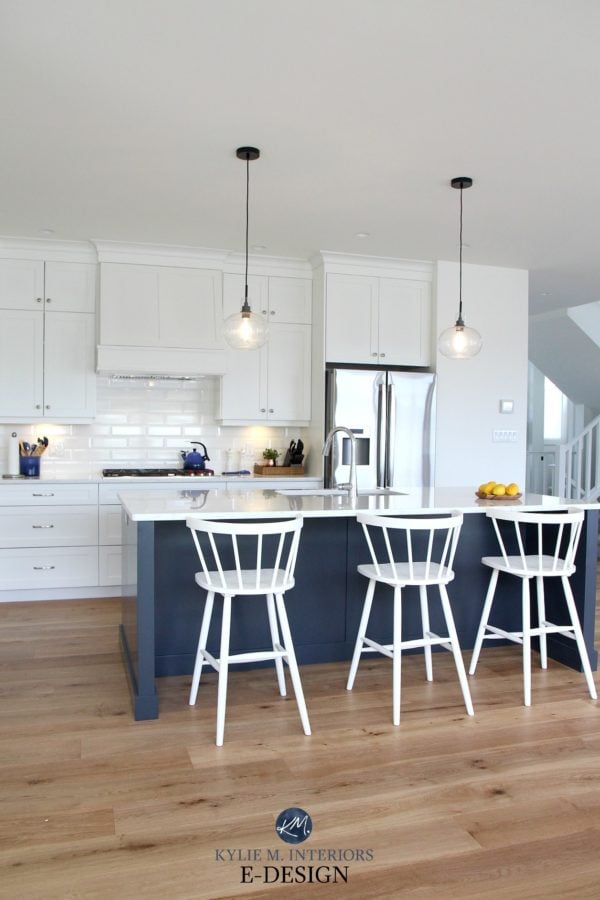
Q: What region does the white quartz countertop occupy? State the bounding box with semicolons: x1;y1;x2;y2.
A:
0;474;318;485
118;487;596;521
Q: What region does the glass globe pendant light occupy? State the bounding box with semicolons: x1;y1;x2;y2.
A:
223;147;269;350
438;176;482;359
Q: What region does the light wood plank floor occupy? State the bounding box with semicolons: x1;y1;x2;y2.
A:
0;587;599;899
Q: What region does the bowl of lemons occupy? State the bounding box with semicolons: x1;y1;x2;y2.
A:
476;481;522;501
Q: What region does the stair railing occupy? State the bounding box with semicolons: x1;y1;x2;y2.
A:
557;414;600;500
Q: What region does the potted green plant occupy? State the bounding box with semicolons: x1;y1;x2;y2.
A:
262;448;279;467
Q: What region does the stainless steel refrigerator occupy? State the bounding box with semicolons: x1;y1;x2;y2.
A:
324;367;436;490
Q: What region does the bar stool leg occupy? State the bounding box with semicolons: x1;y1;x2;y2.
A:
469;568;499;675
522;578;532;707
347;579;375;691
266;592;286;697
189;591;215;705
561;576;598;700
536;576;548;669
439;584;474;716
215;595;232;747
274;593;311;736
392;586;402;726
419;585;433;682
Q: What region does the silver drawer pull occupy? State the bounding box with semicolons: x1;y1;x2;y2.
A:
32;492;54;497
32;524;54;529
33;565;55;570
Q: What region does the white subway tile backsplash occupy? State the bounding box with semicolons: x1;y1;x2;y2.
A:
0;375;309;476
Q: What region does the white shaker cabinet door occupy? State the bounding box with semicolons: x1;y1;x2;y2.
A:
44;261;96;313
219;345;267;422
44;312;96;418
325;274;378;364
266;323;311;423
0;309;44;417
267;277;312;324
0;259;44;311
378;277;432;367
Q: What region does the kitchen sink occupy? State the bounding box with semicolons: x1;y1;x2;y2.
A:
276;488;406;497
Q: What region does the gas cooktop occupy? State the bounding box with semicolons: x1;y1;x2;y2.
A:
102;468;215;478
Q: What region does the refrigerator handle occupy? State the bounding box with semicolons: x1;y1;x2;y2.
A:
376;382;385;487
385;382;394;487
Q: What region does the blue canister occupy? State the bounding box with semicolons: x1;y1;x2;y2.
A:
20;456;40;477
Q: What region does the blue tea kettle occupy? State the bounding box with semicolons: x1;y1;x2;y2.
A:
181;441;210;471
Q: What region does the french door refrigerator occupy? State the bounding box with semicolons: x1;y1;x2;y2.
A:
324;367;436;490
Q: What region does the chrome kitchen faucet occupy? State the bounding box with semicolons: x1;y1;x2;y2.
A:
323;426;357;500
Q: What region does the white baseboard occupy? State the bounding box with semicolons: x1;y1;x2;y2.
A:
0;586;124;602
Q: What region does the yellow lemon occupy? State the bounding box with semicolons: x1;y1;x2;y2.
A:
491;484;506;496
478;483;490;494
506;483;520;496
480;481;496;493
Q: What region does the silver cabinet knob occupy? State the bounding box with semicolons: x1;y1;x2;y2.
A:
35;404;41;409
269;408;274;413
380;352;386;358
260;408;266;413
36;297;42;303
45;405;50;410
371;352;377;357
46;297;52;304
270;310;275;316
261;310;267;315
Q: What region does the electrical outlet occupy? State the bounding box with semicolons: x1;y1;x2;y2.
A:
492;430;517;443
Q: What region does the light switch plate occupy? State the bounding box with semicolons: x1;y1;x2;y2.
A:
499;399;514;414
493;429;518;442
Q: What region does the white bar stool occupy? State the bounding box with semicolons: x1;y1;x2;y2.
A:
186;515;311;746
347;510;474;726
469;507;597;706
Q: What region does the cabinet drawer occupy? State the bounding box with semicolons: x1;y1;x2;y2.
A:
99;545;123;587
0;506;98;548
0;482;98;506
99;506;122;545
0;546;98;589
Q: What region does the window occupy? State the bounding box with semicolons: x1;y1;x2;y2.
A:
543;376;566;443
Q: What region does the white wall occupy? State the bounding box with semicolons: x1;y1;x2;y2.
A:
434;261;529;488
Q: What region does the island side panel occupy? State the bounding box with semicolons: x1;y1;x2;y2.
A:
153;517;351;676
120;517;159;720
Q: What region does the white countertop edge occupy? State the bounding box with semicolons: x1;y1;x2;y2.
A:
117;487;599;522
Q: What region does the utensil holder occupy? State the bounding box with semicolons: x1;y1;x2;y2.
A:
20;456;40;477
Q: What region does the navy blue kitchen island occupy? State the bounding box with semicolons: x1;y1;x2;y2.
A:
117;487;599;720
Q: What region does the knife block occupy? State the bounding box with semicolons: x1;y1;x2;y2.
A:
253;465;305;476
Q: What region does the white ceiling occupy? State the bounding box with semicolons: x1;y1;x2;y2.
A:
1;0;599;313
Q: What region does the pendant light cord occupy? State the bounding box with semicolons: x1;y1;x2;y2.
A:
457;184;464;325
244;154;250;306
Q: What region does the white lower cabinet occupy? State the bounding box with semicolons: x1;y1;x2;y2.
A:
0;483;99;591
0;546;98;590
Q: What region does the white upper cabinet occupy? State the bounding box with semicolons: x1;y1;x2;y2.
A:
223;273;311;324
220;273;312;425
99;263;223;350
0;259;44;310
44;262;96;313
219;323;311;425
325;271;432;367
0;258;96;422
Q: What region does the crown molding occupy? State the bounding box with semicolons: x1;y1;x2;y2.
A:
0;236;97;262
223;251;312;279
92;240;230;268
314;250;434;281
